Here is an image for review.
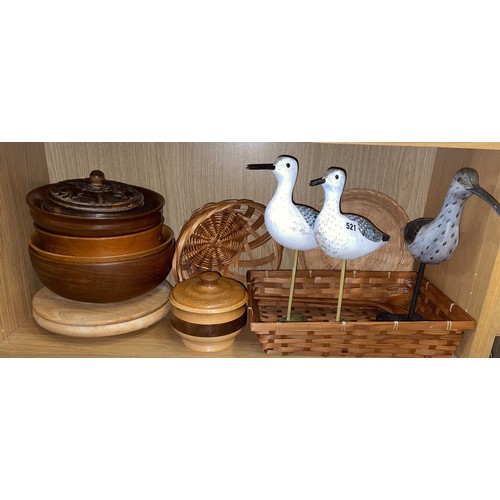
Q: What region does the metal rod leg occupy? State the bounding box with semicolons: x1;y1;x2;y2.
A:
286;249;299;321
407;262;426;321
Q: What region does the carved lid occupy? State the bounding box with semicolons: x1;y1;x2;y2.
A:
170;271;248;314
42;170;145;216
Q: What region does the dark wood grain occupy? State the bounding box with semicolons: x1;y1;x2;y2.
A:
170;311;247;337
33;220;164;257
26;184;164;236
28;238;175;303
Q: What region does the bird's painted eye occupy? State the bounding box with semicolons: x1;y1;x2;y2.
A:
286;163;290;168
457;177;463;183
335;174;339;180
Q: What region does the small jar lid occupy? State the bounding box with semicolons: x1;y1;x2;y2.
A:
42;170;145;216
170;271;247;314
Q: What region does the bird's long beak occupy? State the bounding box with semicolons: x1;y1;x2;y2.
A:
309;176;325;186
470;184;500;216
247;163;275;170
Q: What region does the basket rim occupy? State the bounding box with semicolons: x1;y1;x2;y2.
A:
246;269;476;331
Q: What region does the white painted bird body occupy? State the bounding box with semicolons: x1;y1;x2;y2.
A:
247;155;318;251
310;167;389;260
264;182;318;251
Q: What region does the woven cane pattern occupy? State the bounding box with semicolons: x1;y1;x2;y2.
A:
247;270;475;357
173;200;283;283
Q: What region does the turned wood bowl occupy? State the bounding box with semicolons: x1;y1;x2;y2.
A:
169;271;248;352
29;225;173;263
27;184;165;237
34;219;164;257
28;227;176;303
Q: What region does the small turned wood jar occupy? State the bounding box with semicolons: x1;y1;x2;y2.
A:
169;271;248;352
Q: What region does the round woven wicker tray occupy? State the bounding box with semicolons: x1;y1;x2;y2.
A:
298;188;414;271
172;199;283;283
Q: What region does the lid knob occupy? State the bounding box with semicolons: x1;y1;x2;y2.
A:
199;271;221;287
89;170;105;188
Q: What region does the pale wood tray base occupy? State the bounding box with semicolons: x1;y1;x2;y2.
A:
32;282;171;337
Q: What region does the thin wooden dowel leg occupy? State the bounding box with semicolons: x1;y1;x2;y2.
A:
286;249;299;321
336;260;347;322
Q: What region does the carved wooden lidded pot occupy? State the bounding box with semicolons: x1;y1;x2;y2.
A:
26;170;165;237
169;271;248;352
42;169;146;216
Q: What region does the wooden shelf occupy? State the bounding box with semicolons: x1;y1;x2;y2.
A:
341;142;500;150
0;313;268;358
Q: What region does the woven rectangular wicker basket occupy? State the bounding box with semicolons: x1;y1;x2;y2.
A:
247;270;476;357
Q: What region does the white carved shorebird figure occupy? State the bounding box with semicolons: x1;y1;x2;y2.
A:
247;155;318;321
310;167;390;321
394;167;500;320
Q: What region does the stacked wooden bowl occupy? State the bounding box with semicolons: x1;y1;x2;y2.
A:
26;170;175;303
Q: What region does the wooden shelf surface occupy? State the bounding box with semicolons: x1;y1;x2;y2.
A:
341;142;500;150
0;314;268;358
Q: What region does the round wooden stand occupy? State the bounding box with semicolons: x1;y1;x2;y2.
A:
32;282;171;337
